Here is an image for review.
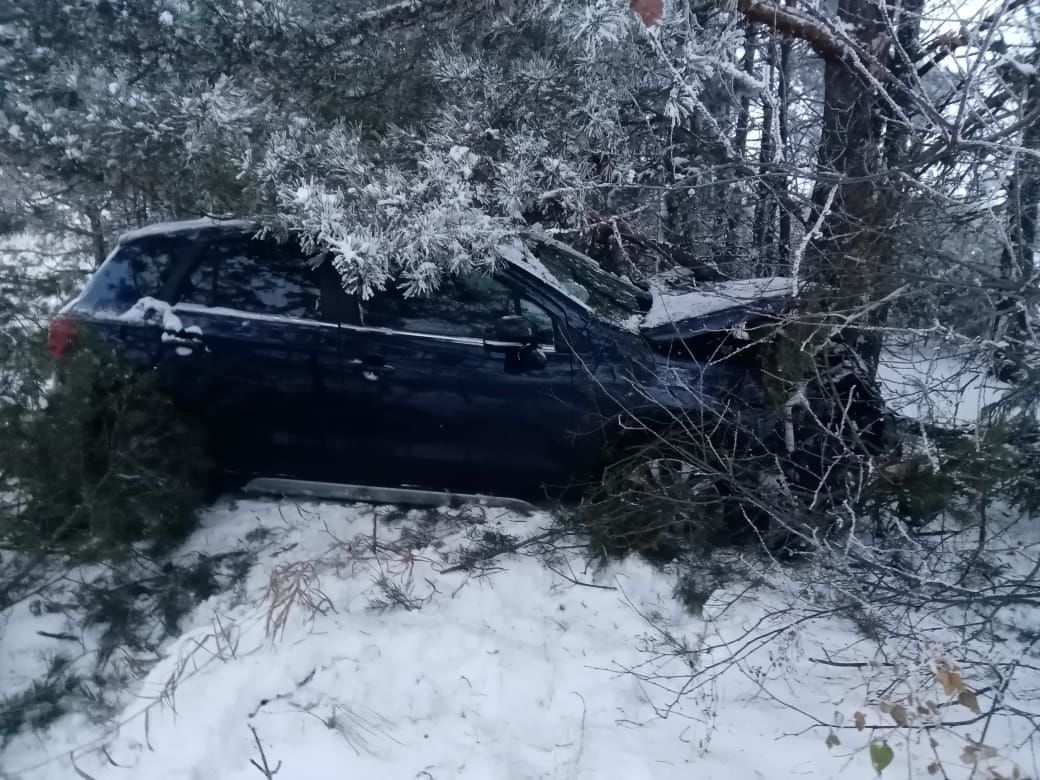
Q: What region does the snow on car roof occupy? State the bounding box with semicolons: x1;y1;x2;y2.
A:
117;218;257;245
643;277;793;329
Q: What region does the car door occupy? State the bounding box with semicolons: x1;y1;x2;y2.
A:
67;235;198;368
344;269;580;496
154;235;352;479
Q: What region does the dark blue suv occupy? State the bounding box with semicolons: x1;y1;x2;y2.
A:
49;219;882;500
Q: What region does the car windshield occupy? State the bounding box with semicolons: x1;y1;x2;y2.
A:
527;238;651;323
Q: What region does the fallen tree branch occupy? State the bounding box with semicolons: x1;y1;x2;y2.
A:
736;0;845;61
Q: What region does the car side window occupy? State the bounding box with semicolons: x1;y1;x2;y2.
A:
83;237;186;311
360;271;555;343
518;298;555;343
122;238;182;299
217;239;320;319
177;237;360;324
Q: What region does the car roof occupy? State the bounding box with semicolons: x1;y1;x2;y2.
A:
115;221;549;284
112;220;610;306
117;218;258;245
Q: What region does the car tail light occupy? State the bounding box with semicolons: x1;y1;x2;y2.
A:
47;315;79;358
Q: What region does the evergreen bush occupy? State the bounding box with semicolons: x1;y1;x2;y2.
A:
0;342;212;561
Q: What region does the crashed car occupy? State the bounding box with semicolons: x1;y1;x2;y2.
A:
49;218;887;501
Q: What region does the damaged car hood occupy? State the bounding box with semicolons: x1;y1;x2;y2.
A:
640;277;794;340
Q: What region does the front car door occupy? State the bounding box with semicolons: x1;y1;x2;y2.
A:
339;267;581;497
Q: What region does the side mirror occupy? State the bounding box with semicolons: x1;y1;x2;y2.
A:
485;315;547;373
486;315;535;347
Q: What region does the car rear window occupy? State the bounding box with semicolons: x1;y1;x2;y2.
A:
78;237;186;312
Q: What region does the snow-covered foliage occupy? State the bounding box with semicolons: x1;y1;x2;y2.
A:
255;127;521;297
0;0;763;292
234;1;759;295
0;0;1035;313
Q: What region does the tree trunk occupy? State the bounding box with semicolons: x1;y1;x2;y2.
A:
1001;52;1040;283
753;39;777;272
881;0;925;169
776;34;792;271
804;0;918;375
733;24;758;159
724;23;759;270
87;208;107;268
994;47;1040;380
807;0;885;280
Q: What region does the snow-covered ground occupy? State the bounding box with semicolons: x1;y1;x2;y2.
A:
2;499;1036;780
877;342;1011;428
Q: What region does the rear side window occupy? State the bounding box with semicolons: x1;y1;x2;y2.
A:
180;237;359;324
79;237;185;311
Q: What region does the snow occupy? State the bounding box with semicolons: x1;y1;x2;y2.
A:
118;296;183;332
2;499;1036;780
1000;54;1038;76
358;0;421;23
642;277;793;329
116;218;256;246
876;342;1011;428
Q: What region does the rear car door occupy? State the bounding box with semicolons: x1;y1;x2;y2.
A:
345;270;579;496
59;235;195;367
155;235;351;479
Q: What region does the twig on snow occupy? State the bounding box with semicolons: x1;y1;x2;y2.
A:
248;725;282;778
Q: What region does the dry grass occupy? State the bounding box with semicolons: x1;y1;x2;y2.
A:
263;560;336;640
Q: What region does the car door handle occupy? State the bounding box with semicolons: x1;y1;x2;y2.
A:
349;357;396;380
163;333;203;346
162;328;207;355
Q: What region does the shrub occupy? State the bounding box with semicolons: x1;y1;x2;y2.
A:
574;324;896;562
866;417;1040;529
0;654;84;747
0;246;226;748
574;423;775;563
0;343;212;560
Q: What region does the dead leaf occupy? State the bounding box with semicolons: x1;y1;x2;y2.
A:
854;711;866;731
826;730;841;748
889;704;909;727
962;743;998;764
958;689;981;714
937;667;964;696
630;0;663;26
927;761;940;775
